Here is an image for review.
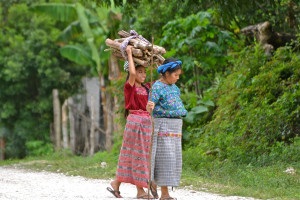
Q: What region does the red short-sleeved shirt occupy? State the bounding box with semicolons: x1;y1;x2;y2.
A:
124;81;150;111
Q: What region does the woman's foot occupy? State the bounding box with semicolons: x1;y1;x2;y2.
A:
137;194;154;199
150;182;159;199
160;186;176;200
136;186;154;199
107;180;122;198
110;180;121;191
159;197;176;200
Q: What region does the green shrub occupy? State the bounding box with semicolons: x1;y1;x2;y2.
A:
25;140;54;156
190;45;300;164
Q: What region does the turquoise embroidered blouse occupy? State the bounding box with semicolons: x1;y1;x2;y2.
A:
150;81;187;118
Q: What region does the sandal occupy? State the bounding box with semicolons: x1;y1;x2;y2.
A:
106;187;122;198
159;198;177;200
149;181;159;199
137;194;154;199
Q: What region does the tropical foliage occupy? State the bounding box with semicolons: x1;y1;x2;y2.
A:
1;0;299;198
1;0;299;176
0;2;87;157
186;45;300;164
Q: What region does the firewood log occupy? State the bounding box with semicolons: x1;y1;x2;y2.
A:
133;57;149;66
129;38;148;50
105;39;143;57
105;38;120;50
115;38;125;43
106;30;166;66
132;48;143;57
118;30;131;38
112;51;124;60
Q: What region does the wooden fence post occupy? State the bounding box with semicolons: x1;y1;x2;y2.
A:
62;99;69;149
68;97;76;154
90;94;95;156
52;89;61;151
105;92;113;151
0;137;5;160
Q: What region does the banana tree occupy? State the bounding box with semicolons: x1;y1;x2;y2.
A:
30;2;122;152
30;3;102;73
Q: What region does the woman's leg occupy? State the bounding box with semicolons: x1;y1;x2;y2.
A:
110;179;121;191
160;186;175;200
107;179;122;198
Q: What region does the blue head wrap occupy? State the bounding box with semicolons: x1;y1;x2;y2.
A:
157;61;182;74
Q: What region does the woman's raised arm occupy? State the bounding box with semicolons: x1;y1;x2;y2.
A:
127;45;136;86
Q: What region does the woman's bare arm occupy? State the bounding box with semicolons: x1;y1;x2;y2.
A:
127;46;136;86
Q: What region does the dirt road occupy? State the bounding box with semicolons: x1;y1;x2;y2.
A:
0;166;256;200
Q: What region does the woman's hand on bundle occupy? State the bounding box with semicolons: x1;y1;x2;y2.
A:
126;45;133;54
146;101;155;113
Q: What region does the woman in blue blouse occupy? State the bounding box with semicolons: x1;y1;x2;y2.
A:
147;57;187;200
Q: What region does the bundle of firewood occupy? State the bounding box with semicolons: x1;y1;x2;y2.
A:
105;30;166;67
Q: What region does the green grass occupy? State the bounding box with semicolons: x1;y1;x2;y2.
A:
1;150;299;200
181;162;300;200
0;150;118;179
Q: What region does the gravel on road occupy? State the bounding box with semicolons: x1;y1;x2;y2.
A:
0;166;257;200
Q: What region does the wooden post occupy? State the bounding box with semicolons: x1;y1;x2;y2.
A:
0;137;5;160
99;73;108;151
68;97;76;154
90;94;95;156
49;123;55;144
52;89;61;151
105;92;113;151
83;117;89;156
62;99;69;149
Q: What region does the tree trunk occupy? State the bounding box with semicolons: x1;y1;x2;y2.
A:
110;55;122;136
68;97;76;154
49;123;55;146
109;55;121;81
90;94;95;156
107;55;122;150
83;114;89;156
99;73;107;151
105;92;113;151
62;99;69;149
240;21;298;54
113;95;122;136
287;1;298;31
0;138;5;160
52;89;61;151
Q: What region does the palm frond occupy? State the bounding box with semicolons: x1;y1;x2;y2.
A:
58;21;81;43
75;3;101;72
59;45;93;66
30;3;77;22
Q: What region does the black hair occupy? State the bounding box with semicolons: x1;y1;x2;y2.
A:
161;57;182;76
124;65;149;118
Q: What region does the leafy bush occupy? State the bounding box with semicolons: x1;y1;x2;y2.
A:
25;140;54;156
192;45;300;164
0;3;87;158
160;10;238;97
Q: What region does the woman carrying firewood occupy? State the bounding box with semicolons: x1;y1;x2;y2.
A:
107;45;158;199
146;58;187;200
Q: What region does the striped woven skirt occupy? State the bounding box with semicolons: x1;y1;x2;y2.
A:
116;112;152;188
151;118;183;187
